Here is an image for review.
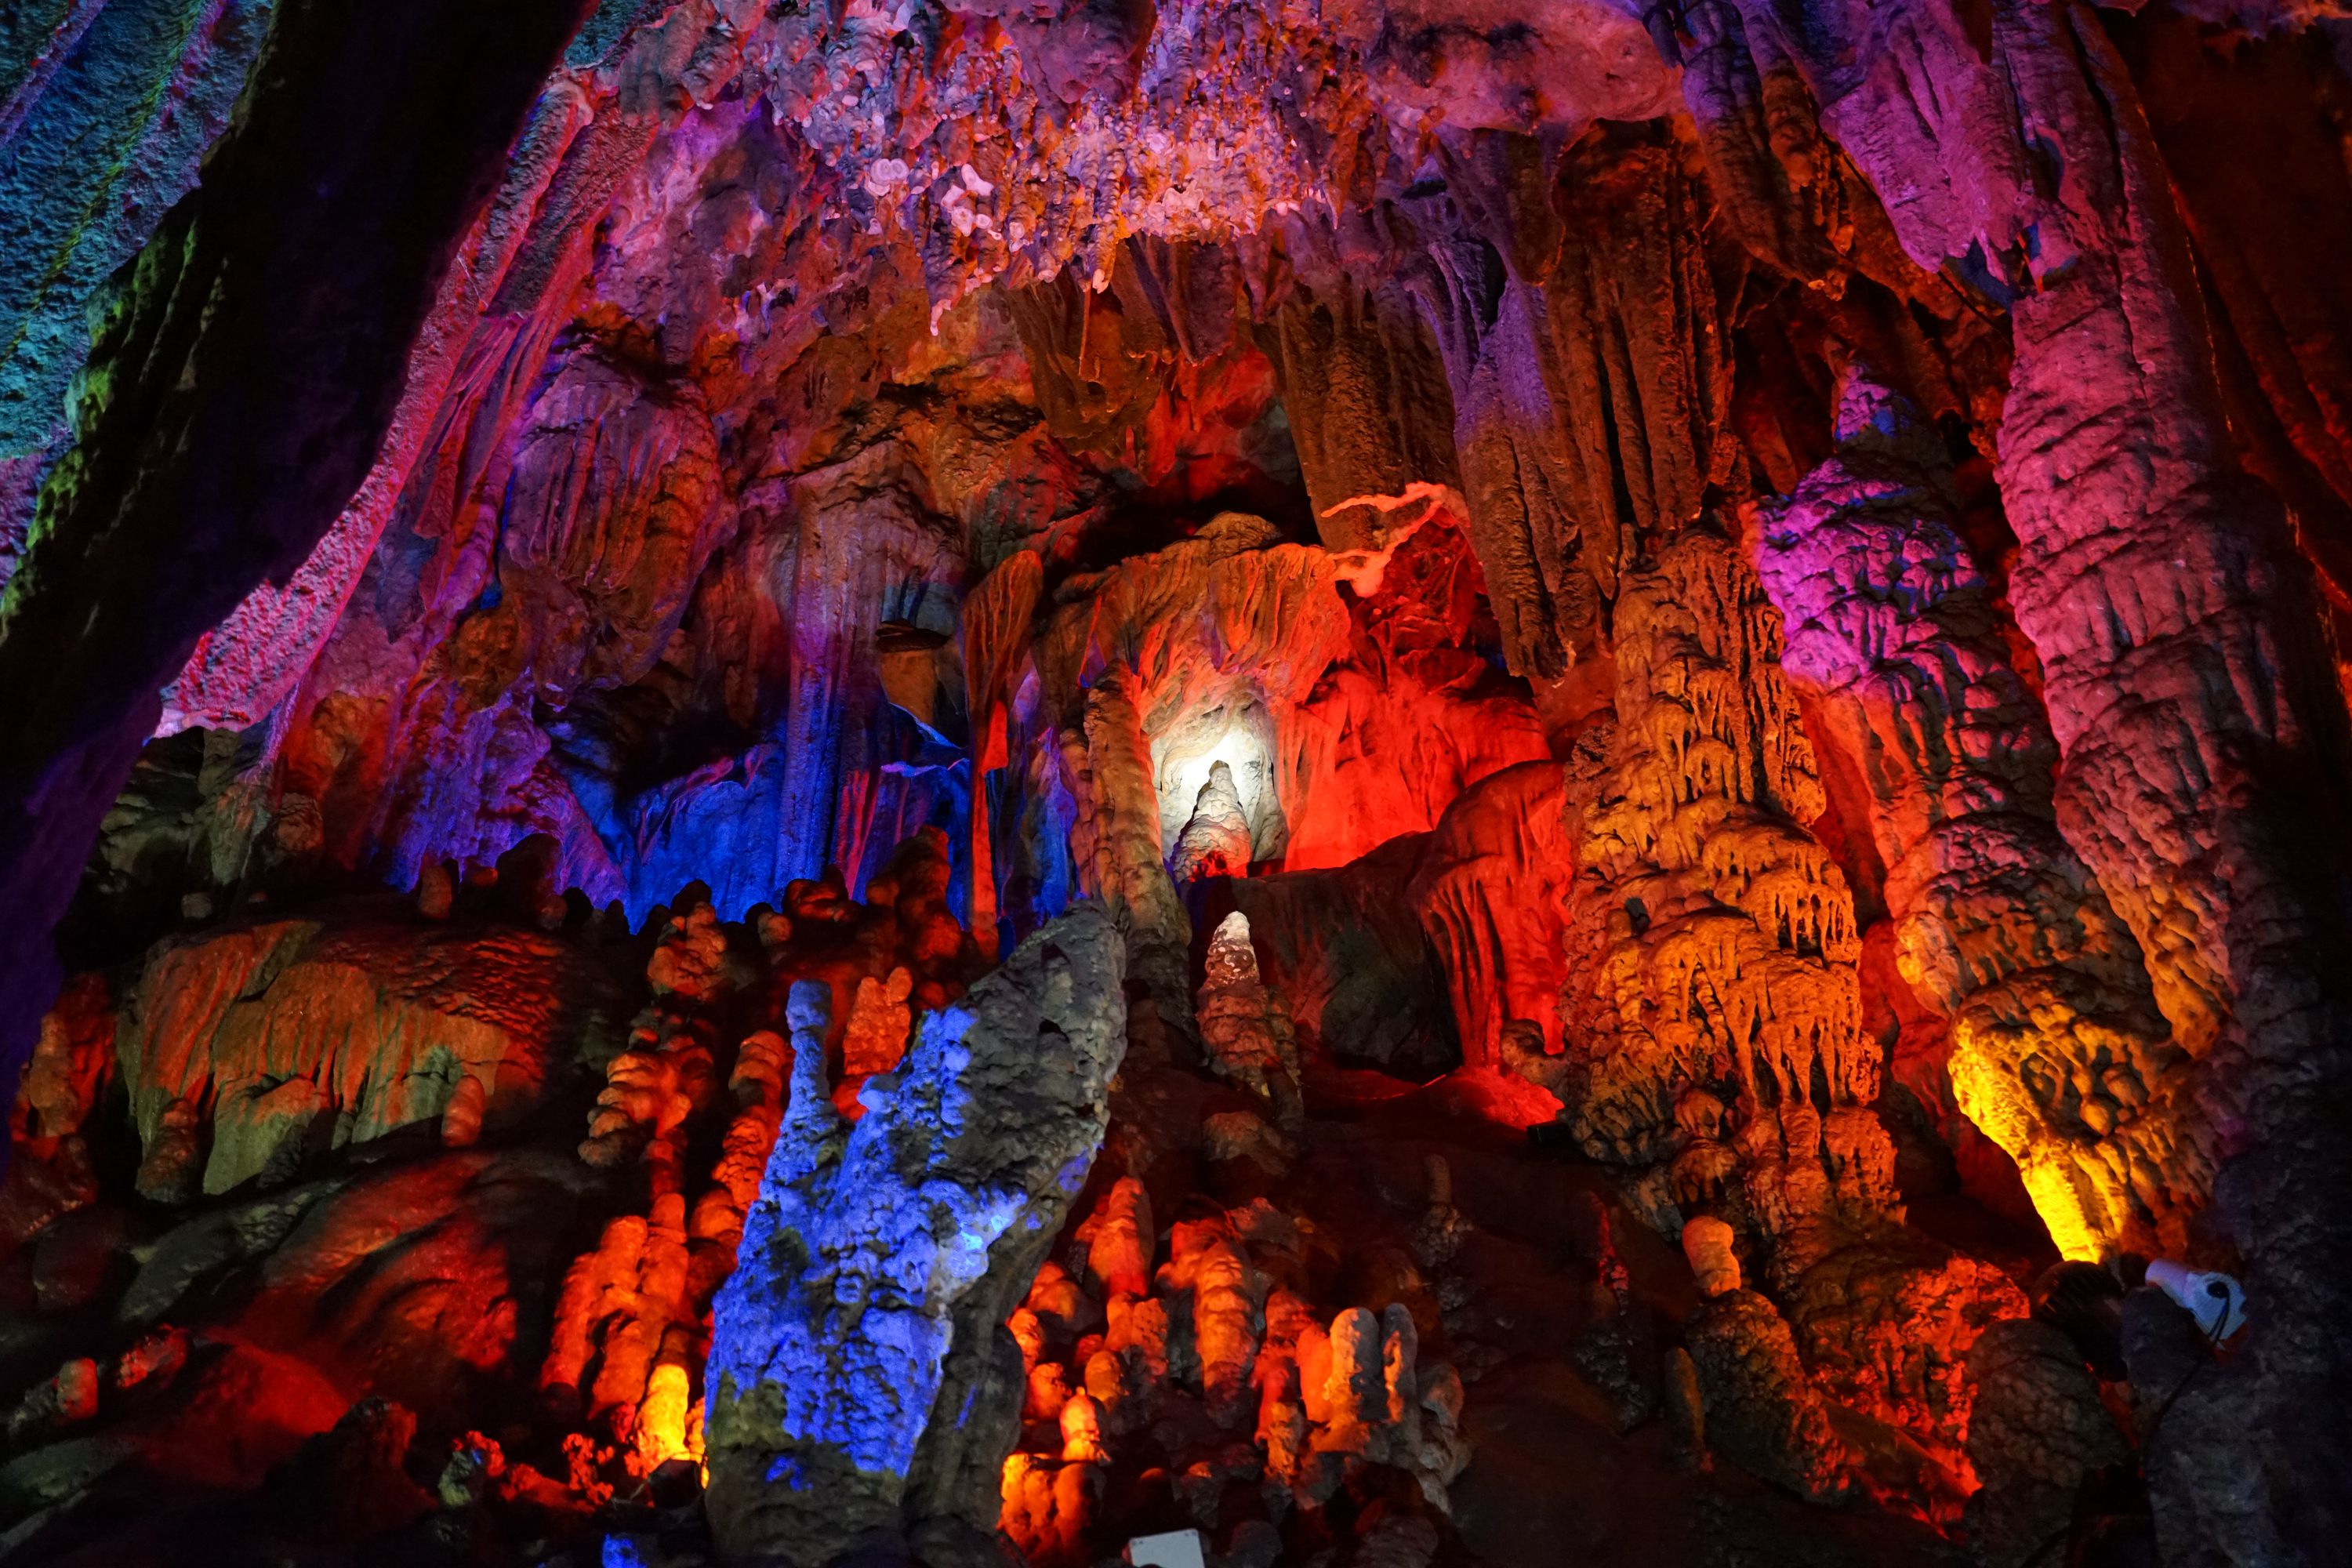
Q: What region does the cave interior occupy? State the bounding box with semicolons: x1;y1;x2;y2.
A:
2;1;2351;1566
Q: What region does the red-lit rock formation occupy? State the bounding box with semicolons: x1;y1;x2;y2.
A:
1409;760;1572;1071
0;974;112;1258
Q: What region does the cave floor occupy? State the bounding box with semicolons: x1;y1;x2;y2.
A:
1279;1066;1990;1568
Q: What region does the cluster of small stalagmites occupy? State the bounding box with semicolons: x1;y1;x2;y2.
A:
1534;524;1893;1258
543;908;779;1475
1748;374;2202;1263
546;834;976;1476
1000;1178;1468;1568
579;905;743;1181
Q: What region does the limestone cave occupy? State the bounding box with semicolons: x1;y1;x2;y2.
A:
0;1;2349;1564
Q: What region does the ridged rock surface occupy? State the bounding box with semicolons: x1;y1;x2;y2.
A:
1544;524;1893;1260
703;906;1126;1566
115;920;619;1200
1749;375;2202;1260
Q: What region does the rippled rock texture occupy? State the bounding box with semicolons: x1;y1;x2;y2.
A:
704;907;1126;1566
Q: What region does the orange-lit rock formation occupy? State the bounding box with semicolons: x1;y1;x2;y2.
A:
114;919;619;1200
1534;522;1892;1262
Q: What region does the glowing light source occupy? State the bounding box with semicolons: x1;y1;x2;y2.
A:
1150;698;1280;862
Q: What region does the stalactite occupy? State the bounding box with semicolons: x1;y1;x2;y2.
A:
1062;669;1193;1040
1407;760;1573;1071
962;550;1044;957
1402;137;1588;680
1408;122;1741;678
1544;125;1742;579
1736;0;2352;1548
1543;521;1892;1263
1749;373;2204;1260
1259;231;1462;553
2128;14;2352;612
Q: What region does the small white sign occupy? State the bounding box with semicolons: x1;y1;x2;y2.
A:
1126;1528;1208;1568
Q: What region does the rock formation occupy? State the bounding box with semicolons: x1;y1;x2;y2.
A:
2;0;2350;1563
1408;760;1573;1072
1749;373;2201;1261
114;918;620;1199
0;0;592;1164
1539;521;1893;1266
1962;1317;2133;1567
1192;912;1302;1135
1736;0;2352;1544
703;908;1127;1566
1168;761;1254;884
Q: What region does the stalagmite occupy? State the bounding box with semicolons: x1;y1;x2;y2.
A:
837;967;915;1080
703;909;1126;1566
1685;1285;1855;1504
1548;522;1890;1258
1192;912;1301;1134
1167;760;1253;884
